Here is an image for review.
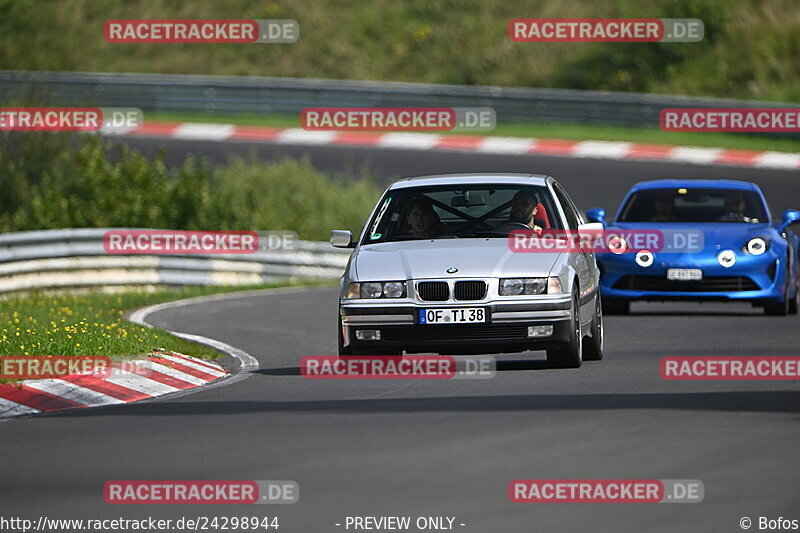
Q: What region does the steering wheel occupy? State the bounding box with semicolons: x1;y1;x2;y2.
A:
497;221;532;230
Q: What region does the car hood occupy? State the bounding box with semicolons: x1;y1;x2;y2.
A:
608;222;776;252
354;239;562;280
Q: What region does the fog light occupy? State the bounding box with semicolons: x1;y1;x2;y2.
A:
635;250;654;267
355;329;381;341
718;249;736;268
527;325;553;337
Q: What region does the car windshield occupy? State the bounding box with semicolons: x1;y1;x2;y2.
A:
618;188;768;223
361;184;563;244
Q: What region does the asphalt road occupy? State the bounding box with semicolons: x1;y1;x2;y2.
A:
2;139;799;532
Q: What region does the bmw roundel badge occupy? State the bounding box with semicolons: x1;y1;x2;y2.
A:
446;267;458;274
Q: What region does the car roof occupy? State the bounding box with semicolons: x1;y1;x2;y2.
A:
630;179;759;192
387;173;550;190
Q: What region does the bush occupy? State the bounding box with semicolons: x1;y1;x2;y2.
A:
0;133;381;240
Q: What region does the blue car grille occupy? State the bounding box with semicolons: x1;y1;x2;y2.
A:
612;275;760;292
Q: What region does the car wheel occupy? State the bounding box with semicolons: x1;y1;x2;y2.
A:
603;297;629;315
765;298;789;316
765;268;791;316
547;290;582;369
582;295;604;361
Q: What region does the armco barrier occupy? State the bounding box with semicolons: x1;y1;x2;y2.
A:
2;70;798;135
0;228;350;293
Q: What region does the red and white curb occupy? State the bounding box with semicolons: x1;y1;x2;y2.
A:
107;121;800;170
0;351;228;418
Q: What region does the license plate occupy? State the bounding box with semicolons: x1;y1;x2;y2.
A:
419;308;486;324
667;268;703;281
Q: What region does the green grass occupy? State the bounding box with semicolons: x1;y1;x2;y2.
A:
1;0;798;102
0;282;326;382
147;111;800;153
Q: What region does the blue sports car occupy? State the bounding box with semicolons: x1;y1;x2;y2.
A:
586;179;800;316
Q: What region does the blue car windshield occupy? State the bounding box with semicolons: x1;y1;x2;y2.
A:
618;188;768;223
361;185;562;244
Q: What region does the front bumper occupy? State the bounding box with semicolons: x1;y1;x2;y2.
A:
597;251;785;303
340;296;573;354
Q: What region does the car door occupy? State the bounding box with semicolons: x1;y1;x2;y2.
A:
552;183;598;326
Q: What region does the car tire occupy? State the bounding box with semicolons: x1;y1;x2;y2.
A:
765;268;791;316
582;295;604;361
547;290;582;369
765;298;789;316
603;297;630;315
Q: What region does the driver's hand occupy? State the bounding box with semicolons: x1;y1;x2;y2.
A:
533;225;543;234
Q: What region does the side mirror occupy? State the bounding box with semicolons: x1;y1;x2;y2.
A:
578;222;604;234
330;230;355;248
778;209;800;232
585;207;606;225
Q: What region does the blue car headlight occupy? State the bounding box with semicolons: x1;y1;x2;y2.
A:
743;237;770;256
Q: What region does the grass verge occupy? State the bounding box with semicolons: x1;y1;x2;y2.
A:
147;112;800;154
0;281;329;382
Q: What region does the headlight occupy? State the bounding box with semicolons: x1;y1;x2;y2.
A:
499;277;551;295
744;237;769;256
361;282;384;298
348;281;407;299
635;250;654;267
718;249;736;268
383;281;406;298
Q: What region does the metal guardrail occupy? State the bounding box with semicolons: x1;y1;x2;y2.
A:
2;70;798;134
0;228;349;293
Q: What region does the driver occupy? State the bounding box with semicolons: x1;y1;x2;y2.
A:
720;192;755;222
651;191;675;222
499;190;544;233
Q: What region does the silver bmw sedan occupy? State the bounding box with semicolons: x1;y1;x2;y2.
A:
330;173;603;368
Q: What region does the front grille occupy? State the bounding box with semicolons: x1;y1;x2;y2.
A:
454;280;487;300
417;281;449;301
381;325;528;342
613;275;760;292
